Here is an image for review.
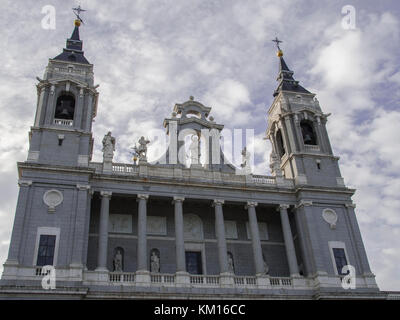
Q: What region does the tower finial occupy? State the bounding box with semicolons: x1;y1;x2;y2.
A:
72;5;86;26
272;37;283;57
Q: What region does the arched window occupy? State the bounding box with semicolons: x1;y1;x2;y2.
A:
300;120;317;145
275;129;286;158
150;248;160;273
55;94;75;120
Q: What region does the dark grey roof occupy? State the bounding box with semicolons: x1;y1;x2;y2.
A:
273;56;310;97
53;25;90;64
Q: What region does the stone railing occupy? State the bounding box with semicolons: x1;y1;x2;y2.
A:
304;145;320;152
233;276;257;286
106;272;293;289
109;272;135;283
150;273;175;284
54;119;73;126
189;275;220;286
269;277;292;286
88;162;289;188
112;163;139;175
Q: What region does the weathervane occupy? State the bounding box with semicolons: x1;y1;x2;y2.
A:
72;5;86;24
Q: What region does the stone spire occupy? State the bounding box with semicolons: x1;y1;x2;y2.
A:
53;16;90;64
272;40;310;97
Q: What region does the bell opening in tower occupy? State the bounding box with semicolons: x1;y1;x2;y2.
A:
55;94;75;121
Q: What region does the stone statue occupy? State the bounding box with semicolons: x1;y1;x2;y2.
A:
189;135;200;165
240;147;250;169
133;136;150;162
269;152;283;177
150;251;160;273
113;249;123;272
102;131;115;162
263;259;270;275
228;254;234;274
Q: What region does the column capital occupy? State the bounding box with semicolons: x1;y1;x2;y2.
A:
345;202;356;208
137;194;149;201
100;190;112;198
173;196;185;203
279;204;290;210
18;179;32;187
295;200;312;209
212;199;224;206
246;201;258;208
77;184;91;191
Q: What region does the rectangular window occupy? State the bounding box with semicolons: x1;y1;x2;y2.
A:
36;235;56;266
332;248;348;275
185;251;203;275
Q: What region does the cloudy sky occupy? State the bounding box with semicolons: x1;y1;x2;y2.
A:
0;0;399;291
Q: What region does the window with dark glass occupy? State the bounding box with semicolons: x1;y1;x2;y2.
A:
276;129;286;158
36;235;56;266
332;248;348;275
300;120;317;145
185;251;202;275
54;94;75;120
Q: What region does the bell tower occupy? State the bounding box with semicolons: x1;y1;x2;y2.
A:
27;16;98;167
266;41;344;188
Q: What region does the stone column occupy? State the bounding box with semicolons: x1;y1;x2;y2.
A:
71;184;91;268
137;194;149;272
246;201;265;275
293;201;314;276
96;191;112;271
5;180;32;266
279;204;300;277
173;196;186;273
213;199;229;274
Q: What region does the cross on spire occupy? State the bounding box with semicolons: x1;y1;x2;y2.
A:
72;5;86;24
272;37;283;51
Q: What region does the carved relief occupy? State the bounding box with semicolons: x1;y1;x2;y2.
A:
224;220;238;239
322;208;338;229
109;214;132;233
147;216;167;235
43;189;63;213
183;214;203;240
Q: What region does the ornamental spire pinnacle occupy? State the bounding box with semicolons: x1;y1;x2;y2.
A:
53;6;90;64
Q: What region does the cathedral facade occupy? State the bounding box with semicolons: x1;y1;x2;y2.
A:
0;18;386;299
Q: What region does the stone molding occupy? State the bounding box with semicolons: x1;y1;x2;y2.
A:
345;203;356;208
